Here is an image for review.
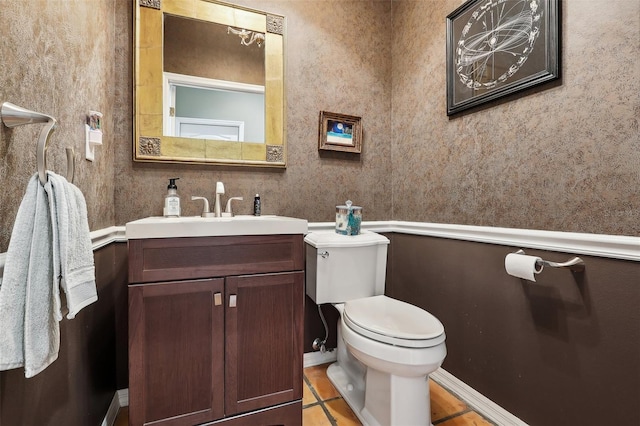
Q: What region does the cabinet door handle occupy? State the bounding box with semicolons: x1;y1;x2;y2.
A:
214;292;222;306
229;294;237;308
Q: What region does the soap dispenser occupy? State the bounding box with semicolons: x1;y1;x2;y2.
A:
163;178;181;217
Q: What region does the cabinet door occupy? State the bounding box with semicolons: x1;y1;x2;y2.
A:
129;279;225;426
225;272;304;416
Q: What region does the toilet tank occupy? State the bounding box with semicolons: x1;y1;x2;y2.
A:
304;230;390;304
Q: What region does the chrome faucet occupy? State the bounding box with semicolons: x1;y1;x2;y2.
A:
213;181;225;217
193;182;243;218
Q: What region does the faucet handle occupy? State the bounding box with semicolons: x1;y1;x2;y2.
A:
224;197;244;216
191;196;215;217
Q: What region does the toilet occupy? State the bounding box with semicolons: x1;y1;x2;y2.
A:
305;230;447;426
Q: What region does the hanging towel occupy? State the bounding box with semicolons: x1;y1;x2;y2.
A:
0;172;97;378
0;175;59;377
45;172;97;320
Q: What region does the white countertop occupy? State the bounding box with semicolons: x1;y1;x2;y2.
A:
126;215;309;239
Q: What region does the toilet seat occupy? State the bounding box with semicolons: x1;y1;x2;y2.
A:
343;295;445;348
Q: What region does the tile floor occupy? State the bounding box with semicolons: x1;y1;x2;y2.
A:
302;363;495;426
115;363;495;425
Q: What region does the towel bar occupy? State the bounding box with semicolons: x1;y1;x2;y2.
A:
1;102;74;184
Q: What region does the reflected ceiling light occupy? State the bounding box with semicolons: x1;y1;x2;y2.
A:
227;26;265;47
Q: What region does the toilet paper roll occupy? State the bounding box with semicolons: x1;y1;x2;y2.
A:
505;253;544;281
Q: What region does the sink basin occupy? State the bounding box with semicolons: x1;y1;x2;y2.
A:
126;215;308;239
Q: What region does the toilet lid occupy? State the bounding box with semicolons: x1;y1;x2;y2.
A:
343;295;445;348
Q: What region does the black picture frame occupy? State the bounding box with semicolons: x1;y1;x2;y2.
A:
446;0;560;116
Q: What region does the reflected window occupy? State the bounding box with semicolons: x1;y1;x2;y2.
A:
163;15;266;143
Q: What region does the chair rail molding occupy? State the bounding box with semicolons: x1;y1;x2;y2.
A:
0;222;638;278
309;221;640;262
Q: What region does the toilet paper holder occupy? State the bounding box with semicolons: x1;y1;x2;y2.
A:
515;249;585;271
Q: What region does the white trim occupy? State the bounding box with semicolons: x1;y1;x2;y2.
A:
100;391;122;426
309;221;640;262
389;221;640;261
431;368;529;426
303;350;337;368
105;366;526;426
1;221;637;279
100;389;129;426
91;226;127;250
302;352;527;425
0;227;126;279
164;72;265;95
117;388;129;408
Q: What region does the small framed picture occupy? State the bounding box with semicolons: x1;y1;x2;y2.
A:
318;111;362;154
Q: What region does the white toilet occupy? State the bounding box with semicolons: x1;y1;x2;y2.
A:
305;230;447;426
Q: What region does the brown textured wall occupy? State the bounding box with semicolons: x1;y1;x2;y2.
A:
0;0;130;252
391;0;640;236
0;245;122;426
115;0;393;225
387;233;640;425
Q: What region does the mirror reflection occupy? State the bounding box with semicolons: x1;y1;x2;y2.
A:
163;16;266;143
133;0;286;167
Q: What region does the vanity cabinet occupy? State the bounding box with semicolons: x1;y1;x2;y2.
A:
128;235;304;426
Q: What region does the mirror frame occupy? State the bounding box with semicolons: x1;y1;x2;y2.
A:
134;0;286;167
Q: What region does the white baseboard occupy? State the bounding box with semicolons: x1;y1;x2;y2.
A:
117;388;129;407
303;350;337;367
103;368;524;426
302;352;527;425
431;368;528;426
100;392;121;426
101;389;129;426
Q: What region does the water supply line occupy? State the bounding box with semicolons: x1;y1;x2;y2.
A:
312;304;329;353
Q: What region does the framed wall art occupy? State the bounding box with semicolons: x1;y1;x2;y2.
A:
446;0;560;115
318;111;362;154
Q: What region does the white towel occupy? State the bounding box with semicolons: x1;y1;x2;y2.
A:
0;172;97;378
45;172;97;320
0;175;59;377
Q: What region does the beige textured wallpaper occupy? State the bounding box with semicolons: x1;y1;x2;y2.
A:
1;0;638;254
0;0;128;252
391;0;639;235
115;0;393;225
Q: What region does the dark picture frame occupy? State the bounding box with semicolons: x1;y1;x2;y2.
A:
446;0;560;116
318;111;362;154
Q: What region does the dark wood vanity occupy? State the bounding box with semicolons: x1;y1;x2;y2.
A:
128;234;304;425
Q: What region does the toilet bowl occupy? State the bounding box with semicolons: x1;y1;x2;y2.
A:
328;296;446;426
304;230;447;426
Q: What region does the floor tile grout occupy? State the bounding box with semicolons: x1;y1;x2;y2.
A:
303;374;339;425
432;408;474;425
429;378;498;426
303;363;496;426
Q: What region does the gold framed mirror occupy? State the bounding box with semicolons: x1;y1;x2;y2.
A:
134;0;286;167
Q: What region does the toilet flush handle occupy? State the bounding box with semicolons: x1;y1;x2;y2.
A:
319;250;329;259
